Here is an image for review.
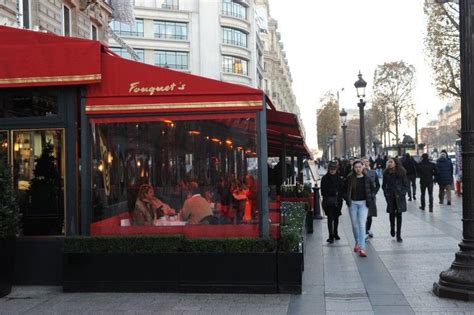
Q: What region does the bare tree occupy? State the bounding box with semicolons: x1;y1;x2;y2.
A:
316;91;339;157
424;0;460;99
372;61;416;145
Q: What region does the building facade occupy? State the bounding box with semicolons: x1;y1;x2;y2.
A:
0;0;113;43
108;0;303;130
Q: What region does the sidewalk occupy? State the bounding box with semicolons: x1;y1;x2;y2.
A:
1;177;473;314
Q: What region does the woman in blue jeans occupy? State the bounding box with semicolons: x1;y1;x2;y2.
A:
344;160;376;257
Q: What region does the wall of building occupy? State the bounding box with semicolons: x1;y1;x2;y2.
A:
0;0;112;44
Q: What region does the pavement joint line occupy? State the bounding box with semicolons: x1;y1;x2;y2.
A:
340;209;415;315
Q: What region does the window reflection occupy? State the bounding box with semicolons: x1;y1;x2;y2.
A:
0;131;7;167
0;87;58;118
12;129;65;235
91;117;259;230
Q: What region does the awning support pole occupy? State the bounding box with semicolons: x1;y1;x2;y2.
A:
257;93;269;238
80;90;92;236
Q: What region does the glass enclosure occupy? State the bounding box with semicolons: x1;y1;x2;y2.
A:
90;116;260;231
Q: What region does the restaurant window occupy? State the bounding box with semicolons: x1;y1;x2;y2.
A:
90;117;259;233
110;19;144;37
0;87;59;118
63;5;71;36
12;129;65;236
110;47;145;62
154;20;187;40
222;0;247;20
154;50;188;70
222;55;248;75
222;27;247;47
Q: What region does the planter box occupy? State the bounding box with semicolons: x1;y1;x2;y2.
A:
180;252;277;293
63;253;180;292
0;239;15;298
63;251;277;293
277;251;303;294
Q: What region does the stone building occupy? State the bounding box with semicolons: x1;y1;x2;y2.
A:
0;0;113;44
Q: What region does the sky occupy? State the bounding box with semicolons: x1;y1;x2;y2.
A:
268;0;447;150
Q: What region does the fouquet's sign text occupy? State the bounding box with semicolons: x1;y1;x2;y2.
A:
129;81;186;95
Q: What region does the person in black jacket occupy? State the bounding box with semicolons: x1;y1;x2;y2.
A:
382;157;409;242
362;157;380;238
321;161;344;243
344;160;376;257
436;152;454;205
416;153;439;212
402;153;417;201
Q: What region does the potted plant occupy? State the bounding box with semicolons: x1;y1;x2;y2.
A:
0;163;22;297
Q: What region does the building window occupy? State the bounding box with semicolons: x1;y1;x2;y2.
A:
222;0;247;20
154;50;188;70
91;25;98;40
63;5;71;36
110;19;144;37
222;27;247;47
20;0;30;29
222;55;248;75
110;47;145;62
161;0;179;10
154;20;187;40
0;87;59;118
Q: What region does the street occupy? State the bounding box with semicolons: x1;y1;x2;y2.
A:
1;174;473;314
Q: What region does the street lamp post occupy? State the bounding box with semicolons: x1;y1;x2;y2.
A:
433;0;474;301
332;132;337;158
354;71;367;157
415;113;421;156
340;108;348;158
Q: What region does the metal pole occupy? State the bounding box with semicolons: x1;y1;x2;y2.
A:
342;125;347;158
358;100;366;157
415;114;420;156
257;93;269;238
433;0;474;301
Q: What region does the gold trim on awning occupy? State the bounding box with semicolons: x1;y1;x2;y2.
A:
0;74;101;85
85;100;262;113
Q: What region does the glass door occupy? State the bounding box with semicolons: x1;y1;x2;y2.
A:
12;129;65;235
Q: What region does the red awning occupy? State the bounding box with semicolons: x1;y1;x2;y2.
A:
0;26;102;87
85;53;264;114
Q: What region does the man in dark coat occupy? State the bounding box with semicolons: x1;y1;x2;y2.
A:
402;153;417;201
321;162;344;243
436;152;454;205
416;153;439;212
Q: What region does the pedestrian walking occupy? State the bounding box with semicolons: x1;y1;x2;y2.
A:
362;157;380;239
416;153;438;212
402;153;417;201
344;160;376;257
382;157;409;242
375;155;384;178
321;161;344;243
436;152;454;205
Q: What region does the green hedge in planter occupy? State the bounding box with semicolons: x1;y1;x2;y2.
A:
279;202;306;252
182;238;275;253
64;235;185;253
64;235;276;254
